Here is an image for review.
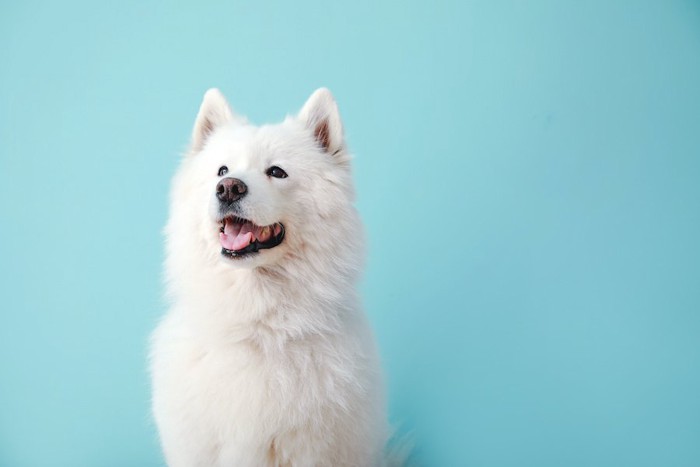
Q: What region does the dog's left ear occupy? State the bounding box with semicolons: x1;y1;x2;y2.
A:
298;88;344;154
191;88;244;153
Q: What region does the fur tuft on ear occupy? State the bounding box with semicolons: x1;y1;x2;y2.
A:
298;88;344;154
191;88;240;152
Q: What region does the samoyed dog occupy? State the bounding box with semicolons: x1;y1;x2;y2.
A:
150;88;389;466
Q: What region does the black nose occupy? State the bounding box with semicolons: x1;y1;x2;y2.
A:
216;177;248;204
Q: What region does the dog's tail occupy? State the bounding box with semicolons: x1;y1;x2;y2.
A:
383;427;416;467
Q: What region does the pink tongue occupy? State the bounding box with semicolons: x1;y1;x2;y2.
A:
220;220;254;251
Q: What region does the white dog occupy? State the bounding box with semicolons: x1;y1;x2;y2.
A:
150;88;389;466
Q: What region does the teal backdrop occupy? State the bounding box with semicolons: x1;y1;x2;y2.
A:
1;1;699;466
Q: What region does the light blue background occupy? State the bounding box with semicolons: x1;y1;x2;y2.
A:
1;1;699;466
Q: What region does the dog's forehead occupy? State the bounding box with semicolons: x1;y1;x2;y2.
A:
212;124;257;151
204;125;263;169
205;122;312;173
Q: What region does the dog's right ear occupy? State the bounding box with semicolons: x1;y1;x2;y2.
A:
298;88;344;155
191;88;241;152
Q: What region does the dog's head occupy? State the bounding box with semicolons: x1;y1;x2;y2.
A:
167;88;359;272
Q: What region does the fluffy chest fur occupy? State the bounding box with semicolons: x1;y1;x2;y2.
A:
151;282;384;467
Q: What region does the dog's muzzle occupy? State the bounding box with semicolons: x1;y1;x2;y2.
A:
219;216;285;258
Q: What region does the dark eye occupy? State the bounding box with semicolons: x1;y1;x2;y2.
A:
218;166;228;177
266;166;288;179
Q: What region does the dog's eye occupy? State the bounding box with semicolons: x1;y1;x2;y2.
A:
266;166;288;179
218;166;228;177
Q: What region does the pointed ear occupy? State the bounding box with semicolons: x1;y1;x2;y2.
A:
191;88;237;152
298;88;344;154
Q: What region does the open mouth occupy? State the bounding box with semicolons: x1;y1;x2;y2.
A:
219;216;285;258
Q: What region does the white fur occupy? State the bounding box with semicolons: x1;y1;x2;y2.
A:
150;88;389;466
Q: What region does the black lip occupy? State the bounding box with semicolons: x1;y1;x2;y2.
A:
221;223;285;259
